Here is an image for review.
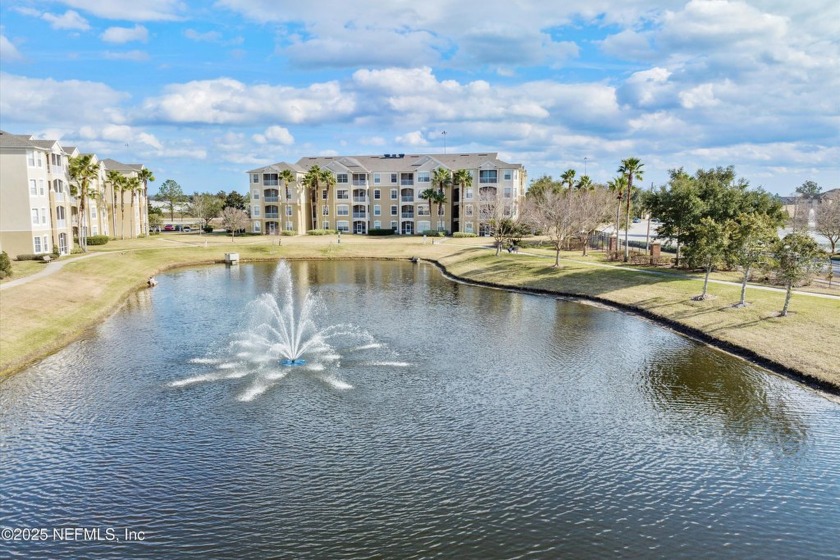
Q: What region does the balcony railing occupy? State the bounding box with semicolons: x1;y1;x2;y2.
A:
401;196;414;202
352;180;367;186
55;193;65;202
264;212;279;219
56;219;67;228
401;212;414;219
352;212;367;219
353;196;367;203
264;196;279;202
400;180;414;186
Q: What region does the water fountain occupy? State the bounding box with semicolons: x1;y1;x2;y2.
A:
170;260;405;400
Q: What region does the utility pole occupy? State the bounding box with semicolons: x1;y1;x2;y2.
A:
442;131;447;154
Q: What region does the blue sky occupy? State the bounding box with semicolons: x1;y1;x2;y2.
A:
1;0;838;196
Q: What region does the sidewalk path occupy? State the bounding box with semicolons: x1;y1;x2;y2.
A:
0;252;104;292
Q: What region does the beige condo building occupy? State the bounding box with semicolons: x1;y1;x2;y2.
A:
0;130;149;259
246;152;527;236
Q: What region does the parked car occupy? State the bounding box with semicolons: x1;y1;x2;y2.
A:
164;224;175;231
182;226;191;233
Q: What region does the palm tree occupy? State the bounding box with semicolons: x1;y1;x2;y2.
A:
68;154;100;252
432;167;452;231
279;169;296;233
419;187;436;232
137;168;155;235
617;158;644;262
432;190;448;232
561;169;576;190
452;169;472;231
128;175;143;238
303;166;336;230
607;176;628;252
576;175;593;190
117;175;128;239
106;170;124;238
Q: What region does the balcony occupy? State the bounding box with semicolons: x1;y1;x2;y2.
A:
400;180;414;186
353;196;367;203
401;212;414;219
352;180;368;186
264;196;279;203
352;212;367;219
264;212;279;219
55;193;65;202
401;196;414;202
56;219;67;228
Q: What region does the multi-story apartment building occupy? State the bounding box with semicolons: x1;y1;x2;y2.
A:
0;130;149;258
101;158;148;238
0;131;76;257
246;153;527;236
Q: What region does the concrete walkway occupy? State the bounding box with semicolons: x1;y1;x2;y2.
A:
0;252;104;291
508;247;840;301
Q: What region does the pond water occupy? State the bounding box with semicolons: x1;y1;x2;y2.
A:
1;260;838;559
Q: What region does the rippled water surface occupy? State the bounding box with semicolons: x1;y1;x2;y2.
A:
2;260;839;559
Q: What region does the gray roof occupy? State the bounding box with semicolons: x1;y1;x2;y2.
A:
0;130;39;149
101;158;143;172
246;161;307;174
251;152;524;175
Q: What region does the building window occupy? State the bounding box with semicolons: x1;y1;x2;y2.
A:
374;220;381;229
34;236;42;253
90;206;97;219
374;205;381;216
322;221;329;230
352;173;366;185
41;207;47;223
263;173;278;186
390;189;397;200
336;173;348;184
374;189;381;200
504;187;512;198
253;190;260;199
390;221;397;231
252;174;259;183
400;173;413;185
465;188;473;200
390;205;397;216
465;222;474;233
32;209;39;224
336;189;349;200
322;190;328;200
92;226;98;235
337;205;349;216
285;221;293;231
39;180;45;195
418;171;430;183
418;206;430;216
36;152;43;168
322;205;329;216
465;204;474;217
337;221;350;232
27;151;35;167
30;180;37;195
504;170;512;181
253;222;261;233
374;173;381;184
479;170;497;184
286;206;293;216
390;173;398;184
418;221;431;233
252;206;260;217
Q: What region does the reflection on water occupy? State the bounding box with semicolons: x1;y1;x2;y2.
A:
644;346;810;457
1;260;838;559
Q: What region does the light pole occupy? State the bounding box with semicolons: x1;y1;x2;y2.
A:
442;130;447;154
584;156;588;176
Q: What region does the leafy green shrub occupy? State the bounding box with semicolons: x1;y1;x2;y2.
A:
307;229;337;235
453;232;478;238
281;231;297;236
421;230;447;237
203;226;214;233
0;251;12;279
15;253;52;262
86;235;110;246
368;228;395;236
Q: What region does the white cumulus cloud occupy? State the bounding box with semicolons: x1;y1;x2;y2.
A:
252;126;295;145
42;10;90;31
101;25;149;44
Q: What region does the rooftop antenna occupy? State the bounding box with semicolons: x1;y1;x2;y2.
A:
442;130;447;154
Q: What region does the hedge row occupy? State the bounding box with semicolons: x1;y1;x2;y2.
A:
453;232;478;238
86;235;110;246
307;229;338;235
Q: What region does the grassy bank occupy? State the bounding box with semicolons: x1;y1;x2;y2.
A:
1;234;838;392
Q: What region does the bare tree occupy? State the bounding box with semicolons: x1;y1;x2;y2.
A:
189;194;223;233
479;186;516;255
221;207;249;241
523;189;574;267
814;191;840;253
570;186;613;256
